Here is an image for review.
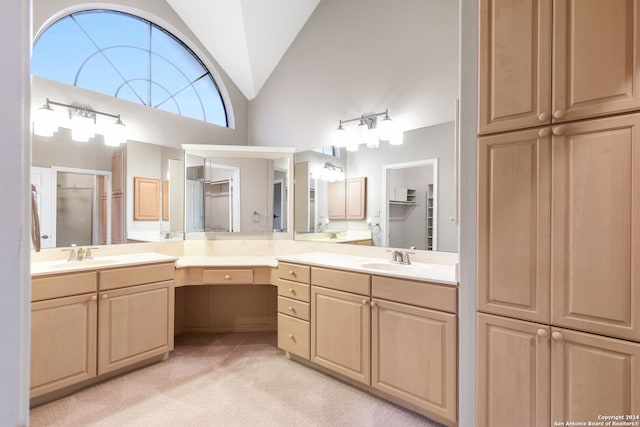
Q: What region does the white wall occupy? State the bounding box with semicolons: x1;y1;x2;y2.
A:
0;0;31;425
249;0;459;149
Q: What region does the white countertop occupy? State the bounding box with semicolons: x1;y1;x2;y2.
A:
31;252;178;276
277;252;458;285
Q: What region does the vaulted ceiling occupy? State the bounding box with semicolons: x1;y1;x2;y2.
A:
166;0;321;100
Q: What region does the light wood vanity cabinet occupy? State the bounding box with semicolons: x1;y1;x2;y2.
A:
478;313;640;427
303;265;457;426
30;261;175;400
277;262;311;359
479;0;640;134
328;177;367;220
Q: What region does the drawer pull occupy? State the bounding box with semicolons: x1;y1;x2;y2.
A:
536;329;548;337
552;126;565;136
538;112;549;122
288;270;295;276
101;294;109;300
90;295;97;302
362;299;368;305
224;275;231;280
288;288;295;294
288;306;295;313
538;128;550;138
370;301;377;307
288;334;296;342
552;331;564;341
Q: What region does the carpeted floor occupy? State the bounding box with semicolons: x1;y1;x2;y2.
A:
30;332;444;427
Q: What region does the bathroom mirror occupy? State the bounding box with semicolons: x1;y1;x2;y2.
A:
32;133;184;246
183;144;294;237
294;122;458;252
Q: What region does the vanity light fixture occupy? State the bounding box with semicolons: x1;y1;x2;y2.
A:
33;98;128;146
320;162;345;181
333;109;402;150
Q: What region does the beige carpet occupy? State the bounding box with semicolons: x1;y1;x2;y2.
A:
30;332;444;427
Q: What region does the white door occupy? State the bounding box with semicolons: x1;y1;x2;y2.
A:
30;167;55;248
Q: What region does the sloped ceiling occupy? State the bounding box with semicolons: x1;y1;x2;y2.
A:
166;0;321;100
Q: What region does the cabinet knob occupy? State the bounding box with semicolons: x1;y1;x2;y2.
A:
552;126;565;136
538;128;550;138
224;275;231;280
90;295;97;302
288;334;294;340
362;299;369;305
288;288;295;294
288;306;295;313
552;331;564;341
553;110;566;120
370;301;377;307
538;112;549;122
101;294;109;300
288;270;295;276
536;328;548;337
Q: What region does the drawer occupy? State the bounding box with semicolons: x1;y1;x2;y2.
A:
99;262;175;291
372;275;457;314
277;279;310;303
277;313;310;359
202;269;253;285
277;262;310;284
311;267;370;296
32;272;97;302
278;296;310;321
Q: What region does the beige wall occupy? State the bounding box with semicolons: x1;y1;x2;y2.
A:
249;0;460;149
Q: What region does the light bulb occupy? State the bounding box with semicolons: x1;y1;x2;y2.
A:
378;110;393;141
333;121;348;147
72;111;95;142
33;103;57;137
389;128;404;146
104;117;127;146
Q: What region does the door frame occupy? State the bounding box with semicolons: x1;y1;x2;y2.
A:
51;166;112;247
381;158;438;249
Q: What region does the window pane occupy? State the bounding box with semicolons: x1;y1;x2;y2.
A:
32;16;97;84
193;76;227;126
31;10;227;127
151;26;205;82
75;54;125;98
73;10;149;50
172;85;205;122
103;46;149;103
150;55;191;106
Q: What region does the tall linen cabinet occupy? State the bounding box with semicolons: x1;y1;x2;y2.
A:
477;1;640;426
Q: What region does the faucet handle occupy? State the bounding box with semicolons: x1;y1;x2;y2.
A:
85;247;99;259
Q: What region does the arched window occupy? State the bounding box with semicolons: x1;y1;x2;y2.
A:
32;9;228;127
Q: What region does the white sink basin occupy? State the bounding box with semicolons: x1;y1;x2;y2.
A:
358;262;429;273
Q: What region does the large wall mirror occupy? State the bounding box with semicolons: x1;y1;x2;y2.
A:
294;122;458;252
32;133;184;247
183;144;294;238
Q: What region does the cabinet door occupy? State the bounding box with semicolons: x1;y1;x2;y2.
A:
31;293;97;398
328;180;346;219
477;313;550;427
477;128;551;323
551;327;640;424
552;114;640;341
98;281;174;375
310;286;370;385
111;149;125;194
553;0;640;123
478;0;552;134
111;192;125;244
133;177;160;221
346;177;367;220
372;299;457;424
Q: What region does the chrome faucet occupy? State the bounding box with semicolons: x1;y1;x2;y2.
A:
388;249;415;265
